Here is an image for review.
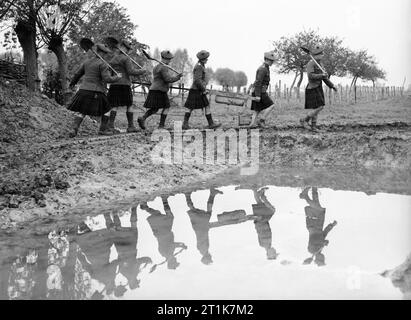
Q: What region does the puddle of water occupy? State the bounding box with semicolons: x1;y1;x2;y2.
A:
0;184;410;300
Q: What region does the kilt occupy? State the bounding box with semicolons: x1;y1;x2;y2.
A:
251;92;274;112
67;89;111;116
143;90;170;109
108;84;133;107
305;86;325;109
184;89;209;109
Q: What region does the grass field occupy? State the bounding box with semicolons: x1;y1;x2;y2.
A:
110;93;411;131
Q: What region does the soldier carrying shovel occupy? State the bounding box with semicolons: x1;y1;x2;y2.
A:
300;46;338;132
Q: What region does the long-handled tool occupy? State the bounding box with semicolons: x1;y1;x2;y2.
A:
141;49;181;74
104;36;152;84
149;245;187;273
104;36;143;68
79;37;120;77
300;46;327;74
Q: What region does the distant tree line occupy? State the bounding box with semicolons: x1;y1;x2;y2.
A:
272;30;386;90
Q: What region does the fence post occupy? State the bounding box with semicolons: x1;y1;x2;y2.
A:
278;80;281;100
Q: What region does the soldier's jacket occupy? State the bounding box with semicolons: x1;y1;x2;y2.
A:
190;62;207;92
109;53;147;86
70;57;119;93
306;60;335;90
253;63;270;97
149;64;180;92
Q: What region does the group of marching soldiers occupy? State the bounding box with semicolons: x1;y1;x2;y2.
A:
67;39;337;136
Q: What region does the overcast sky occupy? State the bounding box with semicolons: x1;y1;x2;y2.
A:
114;0;411;87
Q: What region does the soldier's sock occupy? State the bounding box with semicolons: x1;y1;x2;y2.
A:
206;114;213;125
100;115;109;131
143;108;157;120
126;112;134;127
184;112;191;123
159;114;167;128
108;110;117;128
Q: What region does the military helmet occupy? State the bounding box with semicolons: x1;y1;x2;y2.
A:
161;50;174;59
95;43;112;54
264;51;276;61
121;40;133;51
197;50;210;60
311;46;324;56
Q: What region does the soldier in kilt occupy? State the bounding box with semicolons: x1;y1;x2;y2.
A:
137;50;182;130
68;43;121;137
182;50;221;130
249;52;276;128
300;46;338;132
107;40;150;133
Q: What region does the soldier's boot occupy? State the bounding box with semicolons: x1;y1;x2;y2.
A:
300;115;311;129
206;114;221;129
310;118;321;133
137;116;146;130
258;118;267;128
108;111;121;134
182;112;191;130
158;114;167;129
126;111;139;133
99;115;113;135
70;116;84;138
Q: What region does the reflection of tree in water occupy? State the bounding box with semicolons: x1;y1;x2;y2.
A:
75;206;151;299
300;187;337;266
7;250;38;300
142;197;187;271
46;230;70;299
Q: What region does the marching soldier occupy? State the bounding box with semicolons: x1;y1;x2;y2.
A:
249;52;276;128
68;43;121;136
300;46;338;132
182;50;221;130
137;50;183;130
107;40;150;133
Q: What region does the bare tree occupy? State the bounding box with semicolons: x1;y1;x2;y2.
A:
2;0;49;91
272;30;321;91
37;0;95;103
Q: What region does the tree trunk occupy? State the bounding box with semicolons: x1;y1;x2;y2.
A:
15;19;39;91
290;71;298;91
49;36;69;105
296;70;304;89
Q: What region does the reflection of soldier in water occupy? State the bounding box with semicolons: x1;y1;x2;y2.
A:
299;187;337;266
112;207;152;295
142;197;187;270
185;188;222;265
77;206;151;298
234;185;278;260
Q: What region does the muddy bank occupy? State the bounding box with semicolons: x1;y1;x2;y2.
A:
383;254;411;300
260;126;411;169
0;134;230;231
1;124;411;231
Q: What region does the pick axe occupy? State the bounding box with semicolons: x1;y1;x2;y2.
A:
79;37;120;77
